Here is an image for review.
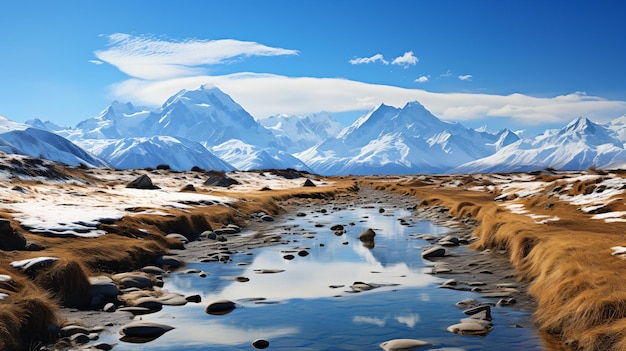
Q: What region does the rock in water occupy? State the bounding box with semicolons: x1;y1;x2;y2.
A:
359;228;376;241
126;174;160;189
205;299;236;315
379;338;432;350
118;321;174;340
447;322;493;336
252;339;270;349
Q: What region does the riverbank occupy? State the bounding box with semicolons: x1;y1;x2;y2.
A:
365;170;626;350
2;159;626;350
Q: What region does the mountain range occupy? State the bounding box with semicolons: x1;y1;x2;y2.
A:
3;84;625;175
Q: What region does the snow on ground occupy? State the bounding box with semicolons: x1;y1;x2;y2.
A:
0;161;323;238
224;171;327;192
0;179;235;237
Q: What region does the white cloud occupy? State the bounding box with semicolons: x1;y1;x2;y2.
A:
439;70;453;78
415;75;429;83
458;74;473;81
391;51;418;67
349;54;388;65
108;72;626;126
89;60;104;65
94;33;298;80
95;34;626;128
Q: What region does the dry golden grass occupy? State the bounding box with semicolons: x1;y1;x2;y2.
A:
373;173;626;350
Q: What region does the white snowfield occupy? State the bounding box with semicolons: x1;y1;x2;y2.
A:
0;164;317;238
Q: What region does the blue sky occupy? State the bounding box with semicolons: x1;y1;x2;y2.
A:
1;0;625;135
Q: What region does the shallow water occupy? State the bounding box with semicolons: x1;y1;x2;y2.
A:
104;203;547;350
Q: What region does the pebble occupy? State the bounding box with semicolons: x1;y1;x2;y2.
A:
379;338;432;350
421;246;446;259
119;321;175;338
447;321;493;336
205;299;236;315
252;339;270;349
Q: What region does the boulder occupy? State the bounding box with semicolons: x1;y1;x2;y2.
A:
126;174;160;189
302;179;316;187
204;173;240;187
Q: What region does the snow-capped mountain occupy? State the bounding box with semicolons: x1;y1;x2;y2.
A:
453;117;626;173
260;112;343;153
24;118;63;132
54;85;309;171
0;116;107;167
74;136;234;172
297;101;519;175
138;85;279;148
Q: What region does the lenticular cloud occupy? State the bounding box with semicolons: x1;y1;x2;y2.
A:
94;33;299;80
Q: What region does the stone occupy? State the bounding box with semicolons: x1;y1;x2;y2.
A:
60;325;89;338
89;276;119;298
205;299;236;315
463;304;492;320
421;246;446;259
70;333;90;345
252;339;270;349
379;338;432;350
91;342;115;350
359;228;376;241
0;219;27;251
181;184;196;192
103;302;117;312
166;233;189;244
186;294;202;303
126;174;160;189
302;179;316;187
155;255;185;268
204;173;240;187
447;322;493;336
118;321;174;338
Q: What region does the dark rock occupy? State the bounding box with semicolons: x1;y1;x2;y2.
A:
126;174;160;189
205;299;236;315
359;228;376;241
204;173;240;187
181;184;196;192
421;246;446;259
252;339;270;349
303;179;316;187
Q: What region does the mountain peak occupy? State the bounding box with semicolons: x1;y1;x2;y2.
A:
564;116;595;133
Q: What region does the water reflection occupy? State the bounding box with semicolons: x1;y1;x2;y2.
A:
106;204;545;350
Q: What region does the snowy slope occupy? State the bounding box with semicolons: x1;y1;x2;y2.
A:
297;102;519;175
210;139;312;171
260;112;343;153
453;117;626;173
76;136;234;172
0;115;108;167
